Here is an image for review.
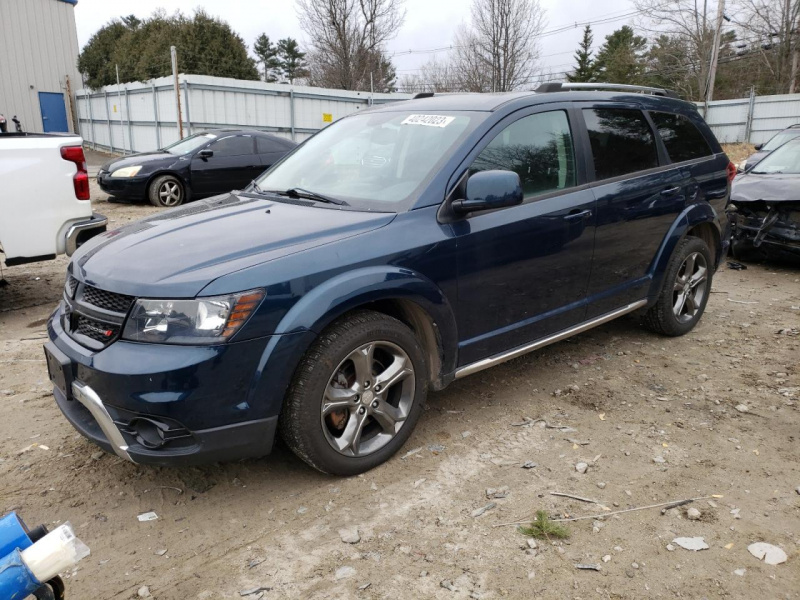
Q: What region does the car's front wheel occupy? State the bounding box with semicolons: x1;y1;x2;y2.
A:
148;175;184;207
279;310;427;475
643;236;713;336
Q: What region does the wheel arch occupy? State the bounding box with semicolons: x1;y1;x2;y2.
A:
273;267;459;389
648;203;722;301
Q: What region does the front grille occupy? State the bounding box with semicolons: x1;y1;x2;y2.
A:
66;275;79;298
82;285;135;314
75;315;120;344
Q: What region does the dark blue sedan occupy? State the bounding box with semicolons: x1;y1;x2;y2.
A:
46;84;733;475
97;129;296;206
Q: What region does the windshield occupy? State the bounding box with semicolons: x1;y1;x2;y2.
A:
762;130;800;152
751;138;800;174
255;111;478;210
162;132;216;155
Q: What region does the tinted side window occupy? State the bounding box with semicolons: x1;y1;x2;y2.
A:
257;136;290;153
211;135;254;157
471;110;577;198
650;112;713;162
583;108;658;180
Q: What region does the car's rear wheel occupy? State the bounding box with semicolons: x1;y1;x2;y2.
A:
643;236;713;336
279;310;427;475
148;175;184;207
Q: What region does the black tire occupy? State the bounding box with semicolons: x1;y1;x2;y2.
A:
148;174;184;207
643;236;713;336
279;310;428;476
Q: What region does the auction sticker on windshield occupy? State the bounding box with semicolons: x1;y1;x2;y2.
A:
401;114;456;128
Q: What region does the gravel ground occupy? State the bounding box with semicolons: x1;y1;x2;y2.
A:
0;174;798;600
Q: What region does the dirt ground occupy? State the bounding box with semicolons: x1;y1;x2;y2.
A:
1;154;798;600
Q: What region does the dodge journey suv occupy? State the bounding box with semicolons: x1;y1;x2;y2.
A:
45;83;733;475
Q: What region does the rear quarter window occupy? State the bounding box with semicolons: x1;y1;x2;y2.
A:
650;112;713;163
583;108;659;180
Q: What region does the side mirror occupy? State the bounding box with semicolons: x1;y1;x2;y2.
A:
753;143;763;151
452;170;523;215
198;149;214;159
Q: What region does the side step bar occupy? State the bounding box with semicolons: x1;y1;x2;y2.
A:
454;300;648;379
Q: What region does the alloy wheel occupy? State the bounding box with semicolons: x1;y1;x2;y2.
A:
158;180;182;206
321;341;415;457
672;251;708;323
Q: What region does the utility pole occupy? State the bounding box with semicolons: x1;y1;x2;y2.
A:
115;65;126;152
704;0;726;115
171;46;184;139
790;9;799;93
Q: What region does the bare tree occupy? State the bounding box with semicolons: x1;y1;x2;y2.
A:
297;0;405;91
455;0;546;91
634;0;718;98
736;0;800;93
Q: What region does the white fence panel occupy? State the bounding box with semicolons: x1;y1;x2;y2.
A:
76;74;410;154
702;92;800;145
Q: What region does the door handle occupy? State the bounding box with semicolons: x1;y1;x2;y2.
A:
563;209;592;222
661;186;681;195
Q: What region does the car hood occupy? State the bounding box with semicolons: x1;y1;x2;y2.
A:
71;194;396;297
731;173;800;203
101;151;180;172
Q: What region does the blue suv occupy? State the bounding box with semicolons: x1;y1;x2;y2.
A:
45;83;734;475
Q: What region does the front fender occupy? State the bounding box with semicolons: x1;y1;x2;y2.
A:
647;202;721;300
276;266;458;371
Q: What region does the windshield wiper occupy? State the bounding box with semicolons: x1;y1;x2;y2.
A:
247;180;266;194
282;187;348;206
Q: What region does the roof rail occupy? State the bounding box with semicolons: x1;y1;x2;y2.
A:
535;82;680;99
412;92;435;99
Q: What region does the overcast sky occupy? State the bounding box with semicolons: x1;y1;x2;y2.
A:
73;0;637;84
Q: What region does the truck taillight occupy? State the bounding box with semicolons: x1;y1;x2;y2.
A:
61;145;90;200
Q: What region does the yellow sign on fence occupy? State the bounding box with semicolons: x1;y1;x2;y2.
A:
322;113;333;123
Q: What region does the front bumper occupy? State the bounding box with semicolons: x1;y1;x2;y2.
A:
96;172;149;199
46;302;283;465
729;202;800;258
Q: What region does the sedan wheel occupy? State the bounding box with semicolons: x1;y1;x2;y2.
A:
148;175;184;207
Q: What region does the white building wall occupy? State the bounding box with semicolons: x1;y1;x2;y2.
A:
0;0;82;133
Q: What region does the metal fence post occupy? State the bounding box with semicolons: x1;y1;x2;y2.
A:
104;91;114;153
86;92;97;150
744;86;756;144
152;84;161;149
182;80;192;136
125;87;134;153
290;89;296;142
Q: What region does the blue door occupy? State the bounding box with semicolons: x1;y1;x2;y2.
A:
39;92;69;132
452;106;597;365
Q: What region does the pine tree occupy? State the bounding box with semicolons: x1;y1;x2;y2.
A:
277;38;308;83
567;25;596;83
593;26;648;85
254;34;281;82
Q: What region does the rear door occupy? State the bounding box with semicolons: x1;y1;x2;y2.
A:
452;104;597;365
256;135;293;175
579;105;688;318
190;134;260;196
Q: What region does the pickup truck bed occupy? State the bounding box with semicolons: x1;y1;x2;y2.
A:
0;133;107;266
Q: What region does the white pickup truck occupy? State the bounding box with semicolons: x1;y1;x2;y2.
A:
0;133;107;266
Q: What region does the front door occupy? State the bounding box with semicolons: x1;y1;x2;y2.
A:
190;134;260;196
452;107;597;366
39;92;69;132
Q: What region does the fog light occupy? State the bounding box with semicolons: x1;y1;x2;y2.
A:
130;418;169;449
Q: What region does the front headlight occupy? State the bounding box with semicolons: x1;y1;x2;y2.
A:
122;289;264;344
111;166;142;178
